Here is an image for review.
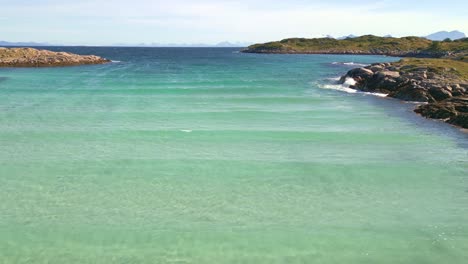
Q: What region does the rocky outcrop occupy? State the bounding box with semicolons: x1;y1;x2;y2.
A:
414;97;468;128
0;47;110;67
339;60;468;129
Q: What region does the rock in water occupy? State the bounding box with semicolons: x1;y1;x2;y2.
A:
0;47;110;67
415;96;468;128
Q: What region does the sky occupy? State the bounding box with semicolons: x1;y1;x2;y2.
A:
0;0;467;45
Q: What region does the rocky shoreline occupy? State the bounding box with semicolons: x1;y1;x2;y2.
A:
0;47;110;67
339;59;468;129
243;34;468;129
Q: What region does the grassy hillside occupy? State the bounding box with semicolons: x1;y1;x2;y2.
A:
393;58;468;80
244;35;468;57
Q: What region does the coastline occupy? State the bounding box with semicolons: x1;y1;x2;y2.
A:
337;59;468;129
0;47;110;67
243;36;468;129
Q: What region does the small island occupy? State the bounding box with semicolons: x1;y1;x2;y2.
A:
242;35;468;57
0;47;110;67
244;35;468;129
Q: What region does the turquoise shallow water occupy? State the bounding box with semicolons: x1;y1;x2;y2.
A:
0;47;467;263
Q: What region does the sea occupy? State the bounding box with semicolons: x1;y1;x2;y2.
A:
0;47;467;263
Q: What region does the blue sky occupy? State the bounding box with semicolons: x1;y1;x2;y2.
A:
1;0;467;45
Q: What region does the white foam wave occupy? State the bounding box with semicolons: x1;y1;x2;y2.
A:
111;60;121;63
180;130;192;133
343;77;356;87
319;77;388;98
332;62;368;67
321;84;358;94
368;92;389;98
326;77;341;81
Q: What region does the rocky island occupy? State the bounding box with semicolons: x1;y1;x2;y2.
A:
242;35;468;57
244;35;468;129
0;47;110;67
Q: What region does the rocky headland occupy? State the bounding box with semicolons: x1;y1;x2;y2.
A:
245;35;468;129
339;58;468;128
0;47;110;67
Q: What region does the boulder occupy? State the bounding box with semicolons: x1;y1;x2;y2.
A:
378;70;400;78
369;65;384;72
415;96;468;127
368;77;400;92
390;85;434;102
415;104;456;119
450;97;468;112
346;67;374;79
428;87;452;101
452;88;466;97
449;114;468;128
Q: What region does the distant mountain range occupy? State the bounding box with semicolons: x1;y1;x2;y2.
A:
424;30;466;41
326;31;466;41
110;41;252;47
1;31;466;47
214;41;252;47
0;41;49;46
0;40;251;47
336;34;359;40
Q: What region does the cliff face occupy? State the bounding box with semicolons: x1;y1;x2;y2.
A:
339;59;468;128
0;47;110;67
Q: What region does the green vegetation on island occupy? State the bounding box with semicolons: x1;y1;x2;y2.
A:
243;35;468;58
392;58;468;79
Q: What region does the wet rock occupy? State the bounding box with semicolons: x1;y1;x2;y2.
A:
449;114;468;128
415;104;456;119
428;87;452;101
390;86;433;102
415;96;468;128
346;67;374;79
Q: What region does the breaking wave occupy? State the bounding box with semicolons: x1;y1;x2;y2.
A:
318;77;388;98
331;62;368;67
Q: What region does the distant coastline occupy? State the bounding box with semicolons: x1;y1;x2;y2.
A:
0;47;110;67
242;35;467;59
